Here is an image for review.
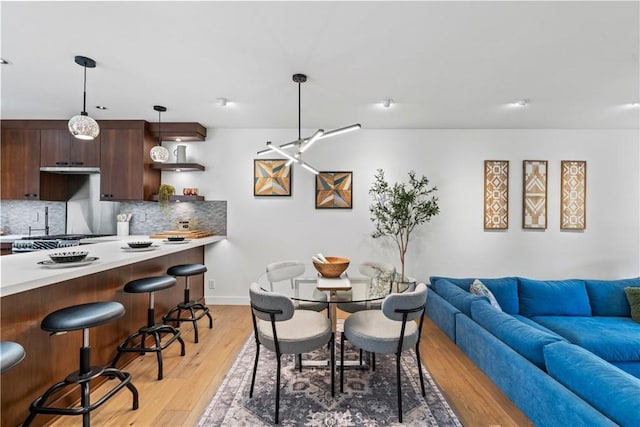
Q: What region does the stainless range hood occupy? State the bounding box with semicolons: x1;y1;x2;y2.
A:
40;166;100;174
66;174;118;235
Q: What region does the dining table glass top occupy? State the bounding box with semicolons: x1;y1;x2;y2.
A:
256;263;412;304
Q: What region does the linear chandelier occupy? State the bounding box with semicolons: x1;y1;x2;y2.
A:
257;73;361;174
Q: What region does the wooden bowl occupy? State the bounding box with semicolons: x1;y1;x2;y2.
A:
313;256;350;278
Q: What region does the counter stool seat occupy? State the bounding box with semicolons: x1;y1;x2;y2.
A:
111;276;185;380
24;302;138;427
43;301;125;332
163;264;212;343
168;264;207;277
0;341;25;374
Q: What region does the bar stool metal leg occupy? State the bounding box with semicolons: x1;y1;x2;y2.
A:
24;302;138;427
111;276;186;380
163;264;212;343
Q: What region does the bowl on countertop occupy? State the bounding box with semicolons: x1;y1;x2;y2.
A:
127;241;153;248
167;236;185;242
312;256;350;278
48;251;89;263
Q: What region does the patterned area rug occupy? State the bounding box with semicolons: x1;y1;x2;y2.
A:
197;328;462;426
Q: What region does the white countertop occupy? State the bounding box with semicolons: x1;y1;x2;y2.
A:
0;235;225;297
0;234;28;243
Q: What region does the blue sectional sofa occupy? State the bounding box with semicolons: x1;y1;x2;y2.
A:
426;276;640;427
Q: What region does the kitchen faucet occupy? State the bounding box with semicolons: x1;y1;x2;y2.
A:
28;206;49;236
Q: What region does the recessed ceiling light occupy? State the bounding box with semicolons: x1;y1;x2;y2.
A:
95;105;108;110
381;98;394;108
510;98;530;107
0;58;8;65
216;97;229;107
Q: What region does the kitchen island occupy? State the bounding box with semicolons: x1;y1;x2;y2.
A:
0;235;225;427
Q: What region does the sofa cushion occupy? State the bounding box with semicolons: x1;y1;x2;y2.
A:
585;278;640;316
470;300;563;369
470;279;502;311
532;316;640;362
612;362;640;380
479;277;519;315
544;341;640;427
518;278;591;317
430;276;519;314
512;315;566;340
429;276;470;290
433;279;486;316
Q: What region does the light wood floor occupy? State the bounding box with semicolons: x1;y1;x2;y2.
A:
45;305;533;427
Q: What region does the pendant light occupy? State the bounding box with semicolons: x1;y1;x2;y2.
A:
257;73;361;174
68;56;100;140
150;105;170;162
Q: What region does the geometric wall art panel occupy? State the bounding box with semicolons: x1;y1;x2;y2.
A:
254;159;292;196
561;160;586;230
315;171;352;209
523;160;548;229
484;160;509;229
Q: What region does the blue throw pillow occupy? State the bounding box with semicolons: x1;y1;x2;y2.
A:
478;277;519;315
585;278;640;317
518;278;592;317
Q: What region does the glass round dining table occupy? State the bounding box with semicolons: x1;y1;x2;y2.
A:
255;263;413;333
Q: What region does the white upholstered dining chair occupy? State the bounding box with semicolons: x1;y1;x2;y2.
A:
248;282;334;424
266;260;328;312
337;261;396;313
340;282;428;423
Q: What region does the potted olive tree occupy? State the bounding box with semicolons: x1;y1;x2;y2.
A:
369;168;439;282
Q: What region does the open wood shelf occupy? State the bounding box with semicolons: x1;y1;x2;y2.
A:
152;163;205;171
152;194;205;202
148;122;207;141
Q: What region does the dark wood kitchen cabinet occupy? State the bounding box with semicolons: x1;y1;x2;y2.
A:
99;121;160;201
0;126;68;201
40;128;100;167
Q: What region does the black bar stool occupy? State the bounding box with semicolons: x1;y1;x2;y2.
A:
111;276;186;380
0;341;25;373
163;263;212;343
23;302;139;427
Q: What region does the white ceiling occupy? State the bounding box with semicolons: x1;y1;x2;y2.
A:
1;1;639;130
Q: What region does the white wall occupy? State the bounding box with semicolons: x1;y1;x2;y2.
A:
161;128;640;305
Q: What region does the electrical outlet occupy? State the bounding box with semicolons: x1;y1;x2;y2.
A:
208;279;216;290
139;212;147;223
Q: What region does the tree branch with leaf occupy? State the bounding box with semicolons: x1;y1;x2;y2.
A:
369;169;439;281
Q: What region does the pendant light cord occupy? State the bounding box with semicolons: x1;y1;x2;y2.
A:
298;79;302;141
82;64;87;115
158;109;162;146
